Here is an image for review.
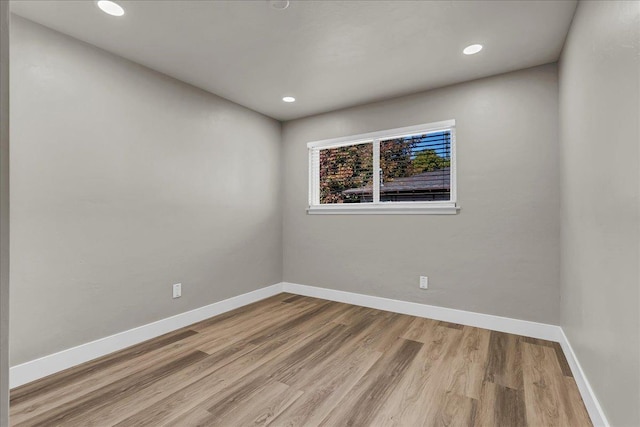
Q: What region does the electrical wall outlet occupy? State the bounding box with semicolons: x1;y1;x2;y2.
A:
172;283;182;298
419;276;428;289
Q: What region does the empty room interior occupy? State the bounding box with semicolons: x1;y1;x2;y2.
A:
0;0;638;426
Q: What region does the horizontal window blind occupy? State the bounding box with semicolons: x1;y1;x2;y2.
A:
379;131;451;202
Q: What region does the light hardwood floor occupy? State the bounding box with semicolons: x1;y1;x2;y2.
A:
10;293;592;426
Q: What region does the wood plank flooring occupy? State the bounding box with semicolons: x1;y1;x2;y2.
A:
10;294;592;426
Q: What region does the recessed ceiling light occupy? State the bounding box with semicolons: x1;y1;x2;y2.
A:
270;0;290;10
282;96;296;103
97;0;125;17
463;44;483;55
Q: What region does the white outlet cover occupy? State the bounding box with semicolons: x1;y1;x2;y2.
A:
172;283;182;298
419;276;428;289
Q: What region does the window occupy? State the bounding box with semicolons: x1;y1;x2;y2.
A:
308;120;458;214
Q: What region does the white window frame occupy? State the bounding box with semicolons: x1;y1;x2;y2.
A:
307;119;458;215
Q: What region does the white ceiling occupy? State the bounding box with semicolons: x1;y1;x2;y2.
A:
11;0;577;121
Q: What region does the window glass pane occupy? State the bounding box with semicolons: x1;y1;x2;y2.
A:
379;131;451;202
319;143;373;204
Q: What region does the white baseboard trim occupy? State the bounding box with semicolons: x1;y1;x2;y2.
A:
9;280;608;427
281;282;609;427
556;328;610;427
281;282;561;341
9;283;282;389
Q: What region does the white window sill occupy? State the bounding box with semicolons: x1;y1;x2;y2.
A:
307;203;460;215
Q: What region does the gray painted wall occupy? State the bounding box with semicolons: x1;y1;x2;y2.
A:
0;3;9;426
559;1;640;426
9;17;282;365
282;64;561;324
